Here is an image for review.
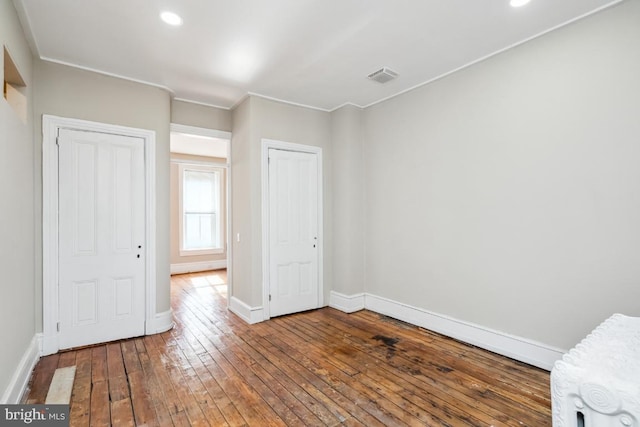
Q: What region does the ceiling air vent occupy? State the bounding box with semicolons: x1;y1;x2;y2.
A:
368;67;398;84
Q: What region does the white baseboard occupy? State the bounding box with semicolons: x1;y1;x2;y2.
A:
146;309;174;334
229;297;264;324
330;292;565;371
1;334;41;404
329;291;365;313
170;260;227;275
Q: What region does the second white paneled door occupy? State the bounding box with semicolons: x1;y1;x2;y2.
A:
58;128;146;349
268;148;320;317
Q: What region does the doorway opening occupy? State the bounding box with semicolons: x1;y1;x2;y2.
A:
169;124;232;306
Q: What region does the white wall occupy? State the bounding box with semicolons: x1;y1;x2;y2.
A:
171;99;231;132
230;97;253;304
0;0;35;401
331;105;365;296
231;96;332;309
33;60;172;317
362;0;640;350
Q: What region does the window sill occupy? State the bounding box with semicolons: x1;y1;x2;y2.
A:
179;248;224;257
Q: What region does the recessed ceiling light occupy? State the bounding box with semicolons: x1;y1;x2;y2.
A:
160;11;183;26
510;0;531;7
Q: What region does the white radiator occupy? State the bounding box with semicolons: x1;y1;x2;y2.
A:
551;314;640;427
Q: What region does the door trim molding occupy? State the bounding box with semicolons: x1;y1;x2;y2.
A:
261;139;324;321
42;115;157;356
170;123;232;141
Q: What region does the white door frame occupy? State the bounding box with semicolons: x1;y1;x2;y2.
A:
261;138;323;320
169;123;233;304
42;115;157;356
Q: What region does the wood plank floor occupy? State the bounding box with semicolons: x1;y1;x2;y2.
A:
25;270;552;426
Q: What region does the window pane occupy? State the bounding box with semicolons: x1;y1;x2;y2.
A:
184;170;218;212
182;168;221;251
184;213;216;249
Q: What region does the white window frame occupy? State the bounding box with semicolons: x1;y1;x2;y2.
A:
179;163;224;256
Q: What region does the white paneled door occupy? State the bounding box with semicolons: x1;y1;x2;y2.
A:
58;128;146;349
268;148;320;317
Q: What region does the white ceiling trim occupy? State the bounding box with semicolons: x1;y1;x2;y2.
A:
173;97;231;111
329;102;365;113
247;92;333;113
38;56;175;95
229;93;250;111
228;91;338;113
362;0;626;110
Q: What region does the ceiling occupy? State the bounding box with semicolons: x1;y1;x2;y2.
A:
16;0;621;111
170;132;228;159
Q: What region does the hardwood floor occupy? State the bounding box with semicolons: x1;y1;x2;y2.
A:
25;270;552;426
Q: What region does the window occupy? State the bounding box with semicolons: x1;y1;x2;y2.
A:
179;164;223;255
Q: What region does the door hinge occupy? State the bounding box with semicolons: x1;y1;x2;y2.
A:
56;322;60;332
269;294;271;301
55;137;59;146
